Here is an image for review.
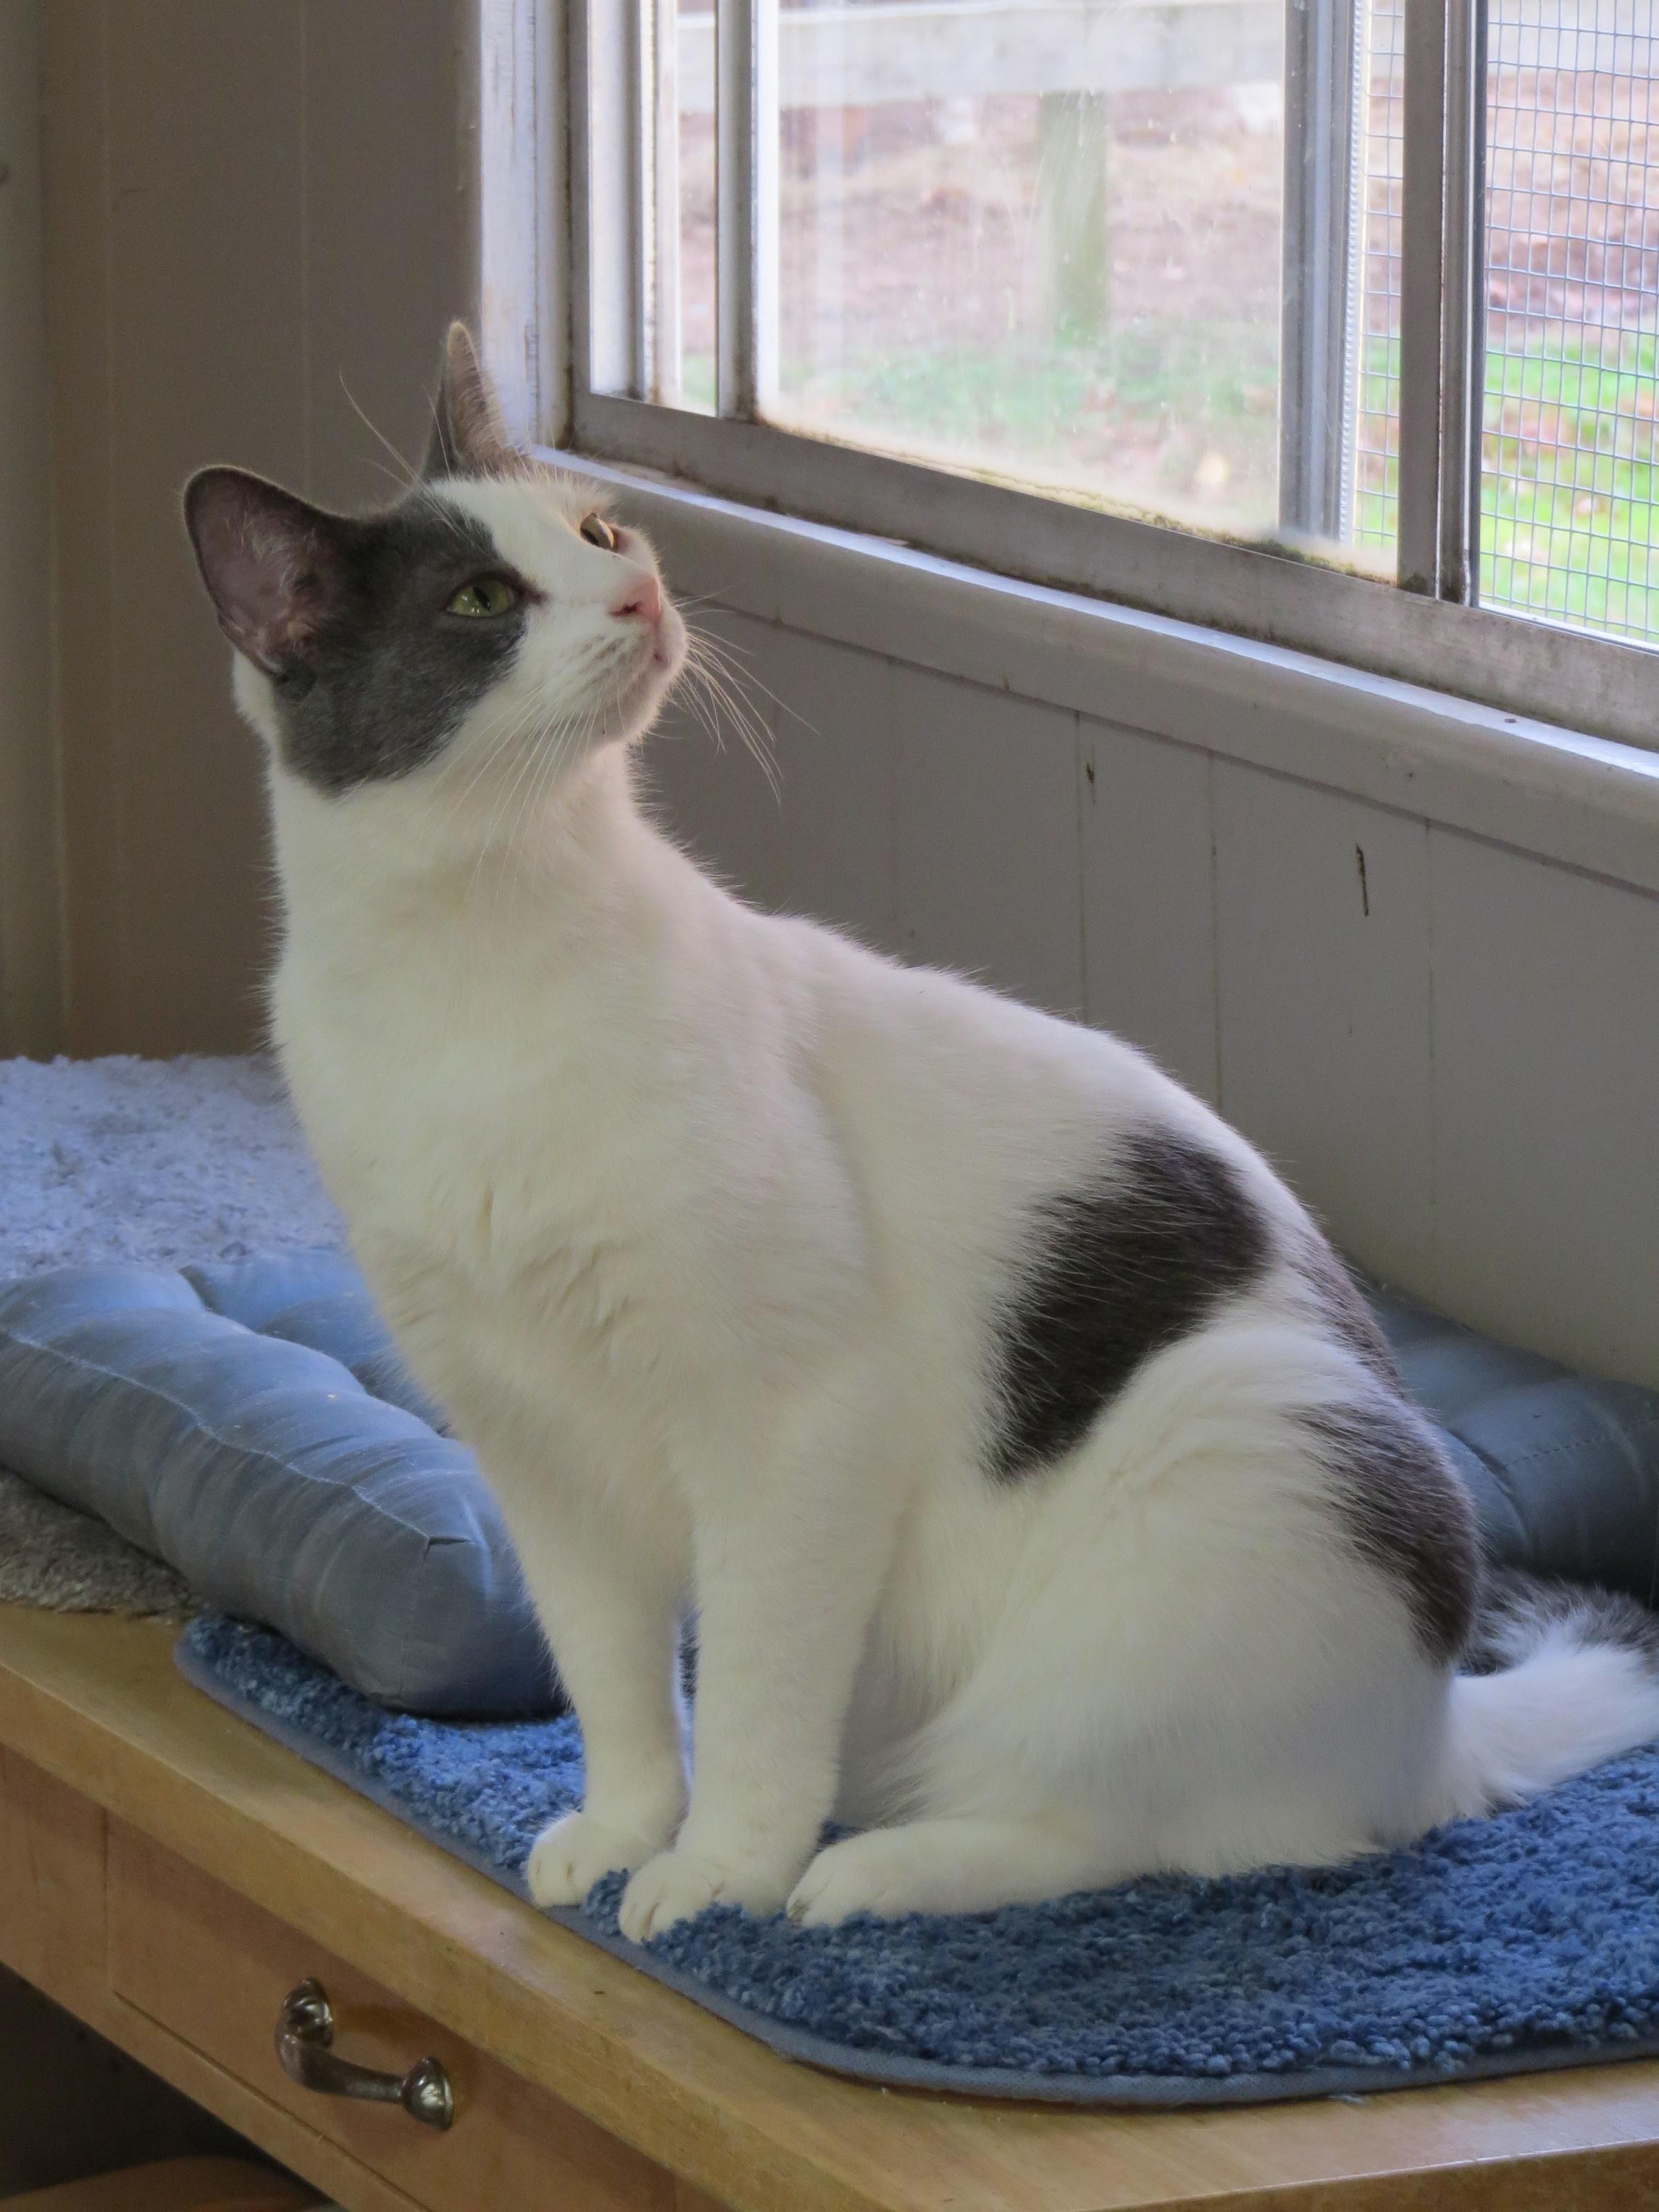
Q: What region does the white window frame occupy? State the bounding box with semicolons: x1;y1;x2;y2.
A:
491;0;1659;756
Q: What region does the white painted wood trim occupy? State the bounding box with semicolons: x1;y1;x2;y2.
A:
715;0;778;418
673;0;1283;108
554;447;1659;896
478;0;568;446
565;393;1659;754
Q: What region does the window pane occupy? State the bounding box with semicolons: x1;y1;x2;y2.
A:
1356;0;1405;557
745;0;1404;569
655;2;717;411
768;3;1288;543
1480;0;1658;646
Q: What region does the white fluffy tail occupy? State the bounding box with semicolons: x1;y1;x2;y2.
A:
1431;1574;1659;1825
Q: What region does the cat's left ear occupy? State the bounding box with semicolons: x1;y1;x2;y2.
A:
183;468;353;677
423;321;513;479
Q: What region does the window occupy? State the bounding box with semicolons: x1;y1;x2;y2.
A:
1481;1;1657;644
558;0;1659;743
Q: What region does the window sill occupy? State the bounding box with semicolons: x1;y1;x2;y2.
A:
552;445;1659;900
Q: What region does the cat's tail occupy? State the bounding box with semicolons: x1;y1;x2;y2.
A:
1427;1568;1659;1824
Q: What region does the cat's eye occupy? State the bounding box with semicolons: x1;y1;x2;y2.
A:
579;514;618;552
445;574;519;618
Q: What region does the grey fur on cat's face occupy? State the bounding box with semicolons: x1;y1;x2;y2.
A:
189;324;682;805
185;474;532;797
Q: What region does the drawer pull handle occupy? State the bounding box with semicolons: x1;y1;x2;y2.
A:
275;1977;454;2130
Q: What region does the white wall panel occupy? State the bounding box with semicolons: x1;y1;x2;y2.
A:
1429;828;1659;1389
1080;723;1219;1103
890;668;1084;1016
1212;764;1436;1288
647;614;899;941
730;618;899;952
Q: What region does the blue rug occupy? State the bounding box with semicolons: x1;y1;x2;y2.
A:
178;1612;1659;2107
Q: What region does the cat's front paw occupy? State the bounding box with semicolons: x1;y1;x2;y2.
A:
617;1848;794;1942
527;1811;669;1909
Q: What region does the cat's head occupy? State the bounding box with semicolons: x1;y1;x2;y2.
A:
183;325;685;821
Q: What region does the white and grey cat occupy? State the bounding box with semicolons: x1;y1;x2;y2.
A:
185;326;1659;1940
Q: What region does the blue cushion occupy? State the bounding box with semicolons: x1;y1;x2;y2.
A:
0;1254;559;1716
184;1250;448;1427
1366;1282;1659;1607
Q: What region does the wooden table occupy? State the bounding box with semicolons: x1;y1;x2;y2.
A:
1;1604;1657;2211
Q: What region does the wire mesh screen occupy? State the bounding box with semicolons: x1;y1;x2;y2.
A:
1481;1;1658;644
1356;0;1405;552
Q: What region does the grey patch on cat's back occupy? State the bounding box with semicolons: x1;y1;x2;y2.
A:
1302;1394;1479;1663
984;1127;1271;1483
272;494;527;796
1299;1237;1403;1387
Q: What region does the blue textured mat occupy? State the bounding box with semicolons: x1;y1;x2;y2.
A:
178;1614;1659;2107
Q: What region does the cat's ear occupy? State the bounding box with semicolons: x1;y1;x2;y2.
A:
183;468;352;677
423;321;512;479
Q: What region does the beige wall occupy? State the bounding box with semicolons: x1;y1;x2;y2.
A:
0;0;62;1059
37;0;478;1056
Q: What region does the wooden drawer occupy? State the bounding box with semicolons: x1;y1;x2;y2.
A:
0;1745;106;2014
107;1823;678;2212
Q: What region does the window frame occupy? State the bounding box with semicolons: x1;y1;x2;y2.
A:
529;0;1659;754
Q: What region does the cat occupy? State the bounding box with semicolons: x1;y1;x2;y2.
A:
185;324;1659;1940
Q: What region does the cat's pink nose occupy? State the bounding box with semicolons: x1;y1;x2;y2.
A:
610;574;662;626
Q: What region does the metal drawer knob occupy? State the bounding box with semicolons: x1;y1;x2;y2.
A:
275;1977;454;2130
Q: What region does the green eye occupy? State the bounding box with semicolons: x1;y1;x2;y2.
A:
579;513;618;551
446;574;518;617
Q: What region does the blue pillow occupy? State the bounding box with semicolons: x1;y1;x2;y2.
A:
0;1253;559;1716
1365;1281;1659;1606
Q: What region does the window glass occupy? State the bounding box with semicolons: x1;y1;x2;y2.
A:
629;1;1658;663
1479;0;1658;645
652;4;717;411
767;0;1291;545
1356;0;1405;559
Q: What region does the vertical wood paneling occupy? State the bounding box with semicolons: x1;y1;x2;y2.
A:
723;615;897;948
891;666;1083;1015
646;615;899;945
41;0;476;1056
100;3;308;1052
1079;721;1218;1100
40;0;120;1054
1213;762;1436;1285
302;0;472;509
1429;828;1659;1389
646;612;800;917
0;0;61;1058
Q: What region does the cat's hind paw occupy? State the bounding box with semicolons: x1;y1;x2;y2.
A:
788;1816;1109;1924
786;1828;935;1926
